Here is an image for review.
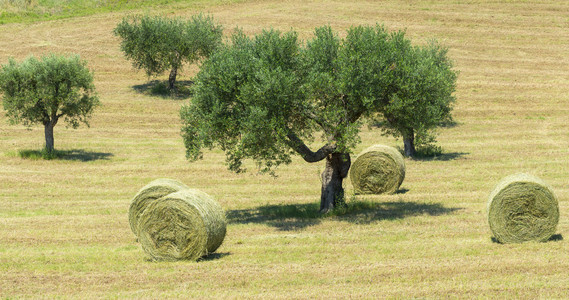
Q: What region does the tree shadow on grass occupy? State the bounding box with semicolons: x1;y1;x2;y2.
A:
18;149;113;162
412;151;469;162
340;200;461;225
395;188;409;194
132;80;193;100
490;234;563;244
199;252;231;262
227;200;461;231
393;143;469;161
59;149;114;162
228;203;322;231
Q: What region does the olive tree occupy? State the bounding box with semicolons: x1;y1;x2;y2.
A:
181;25;456;212
113;14;223;90
378;40;457;157
0;54;99;153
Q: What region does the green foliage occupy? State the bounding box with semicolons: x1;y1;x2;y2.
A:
0;53;99;129
182;25;411;174
182;23;457;174
113;13;223;89
303;25;406;152
378;39;458;152
181;29;306;173
414;131;444;158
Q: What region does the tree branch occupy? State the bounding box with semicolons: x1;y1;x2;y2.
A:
285;130;336;163
306;112;324;128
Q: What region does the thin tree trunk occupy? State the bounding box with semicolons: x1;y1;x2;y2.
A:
44;121;55;153
168;65;178;90
320;153;351;213
403;129;415;157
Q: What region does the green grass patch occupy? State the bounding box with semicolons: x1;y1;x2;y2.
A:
18;148;64;160
0;0;243;24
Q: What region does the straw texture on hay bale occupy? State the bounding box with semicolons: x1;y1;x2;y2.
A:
487;173;559;244
129;178;190;236
137;189;227;261
350;144;405;194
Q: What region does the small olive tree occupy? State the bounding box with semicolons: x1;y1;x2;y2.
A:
113;14;223;90
378;40;457;157
0;54;99;153
181;25;457;212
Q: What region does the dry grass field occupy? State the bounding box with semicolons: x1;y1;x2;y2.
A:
1;0;569;298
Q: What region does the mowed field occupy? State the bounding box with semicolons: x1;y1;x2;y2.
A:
1;0;569;298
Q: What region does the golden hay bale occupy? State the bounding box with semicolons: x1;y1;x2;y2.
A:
488;173;559;243
129;178;190;236
349;144;405;194
137;189;227;261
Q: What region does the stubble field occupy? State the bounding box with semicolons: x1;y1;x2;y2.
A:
1;0;568;298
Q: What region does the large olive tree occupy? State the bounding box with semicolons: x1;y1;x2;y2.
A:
181;25;457;212
0;54;99;154
114;14;223;90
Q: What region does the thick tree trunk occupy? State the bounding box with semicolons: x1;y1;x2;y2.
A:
168;66;178;90
284;131;349;213
320;153;351;213
403;129;416;157
44;121;55;153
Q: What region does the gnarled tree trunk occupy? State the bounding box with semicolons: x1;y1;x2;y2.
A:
285;131;351;213
320;153;351;213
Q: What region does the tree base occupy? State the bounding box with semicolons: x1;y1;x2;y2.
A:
319;153;351;212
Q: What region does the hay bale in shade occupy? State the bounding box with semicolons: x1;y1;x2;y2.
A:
137;189;227;261
488;173;559;244
350;144;405;194
129;178;190;236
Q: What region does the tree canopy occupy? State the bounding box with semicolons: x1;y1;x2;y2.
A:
379;40;457;156
114;14;223;90
181;25;457;212
0;53;99;153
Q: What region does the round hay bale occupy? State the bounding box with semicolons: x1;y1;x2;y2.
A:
129;178;190;236
488;173;559;243
137;189;227;261
349;144;405;194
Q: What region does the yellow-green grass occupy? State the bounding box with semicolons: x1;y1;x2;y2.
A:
1;0;569;298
